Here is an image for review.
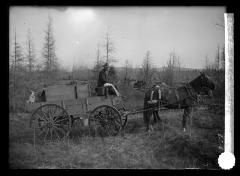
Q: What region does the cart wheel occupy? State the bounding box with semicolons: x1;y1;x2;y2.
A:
30;104;71;141
116;103;128;128
118;109;128;128
121;114;128;127
89;105;122;136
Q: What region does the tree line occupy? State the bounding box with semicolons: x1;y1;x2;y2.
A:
9;16;59;112
9;16;225;112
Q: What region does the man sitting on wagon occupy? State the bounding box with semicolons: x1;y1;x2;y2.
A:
96;63;120;97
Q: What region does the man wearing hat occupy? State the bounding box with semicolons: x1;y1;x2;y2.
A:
97;63;109;88
96;63;121;97
96;63;110;97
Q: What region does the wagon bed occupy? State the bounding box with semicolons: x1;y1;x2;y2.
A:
27;81;127;141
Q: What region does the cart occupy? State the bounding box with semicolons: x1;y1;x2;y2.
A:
26;80;129;141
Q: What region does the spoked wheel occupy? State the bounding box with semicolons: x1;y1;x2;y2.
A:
118;108;128;128
89;105;122;137
30;104;71;142
114;101;128;128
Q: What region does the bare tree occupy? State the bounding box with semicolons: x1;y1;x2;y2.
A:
221;46;225;70
26;28;36;73
163;50;178;85
141;50;154;87
101;32;118;83
205;55;209;70
10;29;24;71
93;44;104;80
42;15;58;74
9;28;25;111
103;32;117;64
123;59;132;85
215;44;220;70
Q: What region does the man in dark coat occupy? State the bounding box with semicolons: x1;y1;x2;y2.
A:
97;63;109;87
96;63;110;96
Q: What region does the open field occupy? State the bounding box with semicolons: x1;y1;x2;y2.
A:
9;104;224;169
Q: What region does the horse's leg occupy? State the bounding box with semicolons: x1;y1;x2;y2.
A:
153;111;158;124
155;109;161;122
188;106;193;137
143;103;150;132
182;107;190;132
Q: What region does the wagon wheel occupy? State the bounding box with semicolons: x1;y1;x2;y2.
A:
89;105;122;136
113;100;128;128
30;104;71;141
121;113;128;127
118;106;128;128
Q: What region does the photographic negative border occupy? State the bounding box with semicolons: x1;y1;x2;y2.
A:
218;13;235;170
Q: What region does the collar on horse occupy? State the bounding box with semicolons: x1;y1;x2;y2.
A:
184;83;199;102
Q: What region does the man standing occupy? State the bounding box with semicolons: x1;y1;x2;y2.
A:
143;84;162;132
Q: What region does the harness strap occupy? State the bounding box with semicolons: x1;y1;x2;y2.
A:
150;90;154;101
158;89;161;100
185;83;198;102
148;89;160;104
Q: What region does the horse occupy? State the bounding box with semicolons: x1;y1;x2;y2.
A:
143;72;215;133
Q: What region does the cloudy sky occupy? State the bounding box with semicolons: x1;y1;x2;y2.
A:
9;6;225;71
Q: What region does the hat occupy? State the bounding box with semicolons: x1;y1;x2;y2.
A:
103;63;109;68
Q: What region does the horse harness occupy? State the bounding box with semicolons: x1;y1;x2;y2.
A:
184;83;199;103
147;83;199;108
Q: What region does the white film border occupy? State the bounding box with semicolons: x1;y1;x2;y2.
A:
218;13;235;170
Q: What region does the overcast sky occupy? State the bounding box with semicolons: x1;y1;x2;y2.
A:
9;6;225;71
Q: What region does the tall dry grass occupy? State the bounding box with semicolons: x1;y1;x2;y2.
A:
9;104;224;169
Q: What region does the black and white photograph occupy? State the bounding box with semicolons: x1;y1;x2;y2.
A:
9;6;228;169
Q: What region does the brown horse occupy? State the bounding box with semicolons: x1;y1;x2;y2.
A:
143;72;215;132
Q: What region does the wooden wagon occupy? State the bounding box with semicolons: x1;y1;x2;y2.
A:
26;80;128;141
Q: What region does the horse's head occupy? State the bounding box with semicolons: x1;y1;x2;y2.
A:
198;72;215;97
199;72;215;90
190;72;215;97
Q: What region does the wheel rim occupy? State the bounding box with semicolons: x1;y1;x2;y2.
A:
30;104;70;141
89;105;122;136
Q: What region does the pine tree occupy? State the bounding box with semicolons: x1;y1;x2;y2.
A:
26;28;36;73
141;50;154;87
10;29;24;111
93;44;104;80
42;15;58;74
103;32;117;64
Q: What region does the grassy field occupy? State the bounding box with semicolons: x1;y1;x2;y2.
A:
9;85;224;169
9;105;224;169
